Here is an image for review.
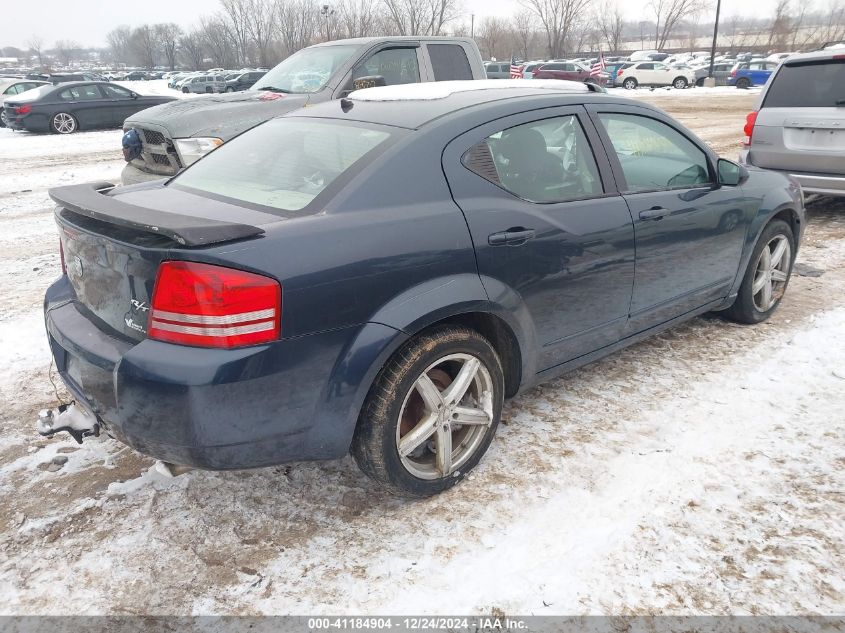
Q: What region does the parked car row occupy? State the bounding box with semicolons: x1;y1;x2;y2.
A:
166;69;268;93
2;81;175;133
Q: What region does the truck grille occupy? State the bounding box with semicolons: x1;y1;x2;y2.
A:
142;129;166;145
130;125;182;176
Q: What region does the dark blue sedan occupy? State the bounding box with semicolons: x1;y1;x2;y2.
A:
41;80;804;496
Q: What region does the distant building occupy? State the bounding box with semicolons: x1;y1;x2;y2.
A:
0;57;20;68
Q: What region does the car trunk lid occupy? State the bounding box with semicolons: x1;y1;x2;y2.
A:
51;181;279;341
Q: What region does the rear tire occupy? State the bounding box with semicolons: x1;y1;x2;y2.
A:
50;112;77;134
696;77;705;87
226;86;235;92
351;326;504;497
736;77;751;89
623;77;638;90
0;109;6;127
722;219;795;324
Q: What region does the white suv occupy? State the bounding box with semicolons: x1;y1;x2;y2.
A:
617;61;695;90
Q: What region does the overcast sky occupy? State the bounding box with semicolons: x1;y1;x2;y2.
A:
5;0;778;49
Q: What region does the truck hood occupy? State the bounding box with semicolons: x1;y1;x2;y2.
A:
125;90;311;140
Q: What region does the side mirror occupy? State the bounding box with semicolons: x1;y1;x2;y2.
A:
131;92;138;99
718;158;749;186
352;75;386;91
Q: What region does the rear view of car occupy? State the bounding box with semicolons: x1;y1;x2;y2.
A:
740;51;845;196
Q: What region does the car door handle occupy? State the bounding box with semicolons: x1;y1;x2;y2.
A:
488;228;536;246
639;206;669;221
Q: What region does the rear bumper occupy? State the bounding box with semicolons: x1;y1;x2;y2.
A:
44;276;402;469
740;150;845;196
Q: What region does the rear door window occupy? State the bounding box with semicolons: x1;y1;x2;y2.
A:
463;114;603;203
428;44;473;81
763;59;845;107
59;85;103;100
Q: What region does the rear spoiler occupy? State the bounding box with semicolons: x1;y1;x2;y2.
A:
48;182;264;246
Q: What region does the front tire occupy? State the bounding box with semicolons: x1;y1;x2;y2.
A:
722;219;795;324
351;326;504;497
51;112;77;134
623;77;638;90
226;86;235;92
673;77;688;89
182;87;189;93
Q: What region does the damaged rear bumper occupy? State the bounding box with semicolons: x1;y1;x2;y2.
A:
43;276;365;470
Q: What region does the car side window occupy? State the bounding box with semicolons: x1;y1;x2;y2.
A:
598;113;712;192
463;115;603;203
354;47;420;85
102;84;132;99
428;44;473;81
639;63;654;70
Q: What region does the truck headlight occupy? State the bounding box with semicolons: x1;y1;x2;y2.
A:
174;137;223;166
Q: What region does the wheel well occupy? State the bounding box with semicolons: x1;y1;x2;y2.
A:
420;312;523;398
772;208;800;241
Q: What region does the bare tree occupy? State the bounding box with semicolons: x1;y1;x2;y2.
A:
154;23;183;70
813;0;845;47
767;0;792;48
244;0;278;66
478;16;508;59
512;12;537;60
381;0;461;36
596;0;624;53
131;26;157;68
27;35;45;69
518;0;591;58
649;0;707;50
337;0;382;38
180;31;206;69
54;40;80;67
200;16;239;67
220;0;253;65
276;0;318;56
106;26;132;66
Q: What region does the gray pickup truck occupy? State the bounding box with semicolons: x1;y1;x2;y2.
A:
121;36;486;184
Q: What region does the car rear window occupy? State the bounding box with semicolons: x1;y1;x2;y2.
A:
171;118;394;213
428;44;473;81
762;58;845;108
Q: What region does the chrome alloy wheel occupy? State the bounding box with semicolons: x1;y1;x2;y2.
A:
396;353;494;480
53;113;76;134
752;234;791;312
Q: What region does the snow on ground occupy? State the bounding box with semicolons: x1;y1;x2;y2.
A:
0;90;843;616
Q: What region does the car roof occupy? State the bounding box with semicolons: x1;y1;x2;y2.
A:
289;79;637;130
781;49;845;63
310;36;476;48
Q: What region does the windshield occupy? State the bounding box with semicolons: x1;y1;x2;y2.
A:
171;118;393;213
252;45;359;94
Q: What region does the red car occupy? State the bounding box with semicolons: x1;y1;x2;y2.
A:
531;61;606;86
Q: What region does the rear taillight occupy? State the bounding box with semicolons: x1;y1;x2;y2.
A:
743;111;758;146
730;69;737;77
617;69;624;76
14;104;31;115
149;261;281;349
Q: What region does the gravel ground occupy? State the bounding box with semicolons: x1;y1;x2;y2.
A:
0;86;843;616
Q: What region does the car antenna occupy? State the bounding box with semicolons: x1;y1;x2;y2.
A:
340;98;354;112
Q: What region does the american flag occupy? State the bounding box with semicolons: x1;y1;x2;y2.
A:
590;51;606;77
510;56;523;79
